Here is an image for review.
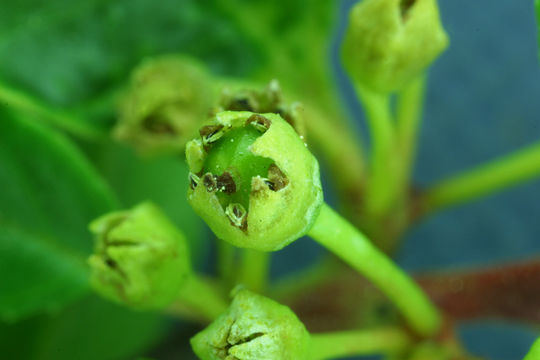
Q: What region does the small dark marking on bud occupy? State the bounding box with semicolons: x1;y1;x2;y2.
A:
200;124;225;145
142;115;176;135
246;114;271;132
228;97;254;112
267;164;289;191
215;172;236;194
106;240;140;247
400;0;416;21
104;257;128;280
202;173;218;192
105;258;116;268
264;179;275;190
225;203;248;231
189;173;200;190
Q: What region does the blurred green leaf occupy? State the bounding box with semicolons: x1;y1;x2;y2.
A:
0;296;167;360
0;0;261;133
0;108;118;253
0;108;118;319
0;226;89;322
208;0;340;114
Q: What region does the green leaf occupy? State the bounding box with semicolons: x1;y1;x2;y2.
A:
0;108;118;319
0;296;167;360
0;226;89;322
0;0;261;131
0;108;118;254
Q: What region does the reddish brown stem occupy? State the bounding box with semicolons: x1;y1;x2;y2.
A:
417;258;540;323
277;257;540;334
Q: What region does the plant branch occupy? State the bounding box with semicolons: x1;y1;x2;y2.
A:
309;327;411;360
356;85;397;216
237;249;271;294
168;275;228;323
216;238;236;289
524;337;540;360
395;76;426;198
277;257;540;331
417;257;540;323
419;141;540;216
308;203;441;337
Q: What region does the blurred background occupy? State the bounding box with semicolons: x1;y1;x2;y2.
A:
0;1;539;359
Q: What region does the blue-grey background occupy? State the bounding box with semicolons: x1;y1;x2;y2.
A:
270;1;540;359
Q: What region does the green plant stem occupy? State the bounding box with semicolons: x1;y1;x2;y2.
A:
421;141;540;215
308;327;411;360
308;203;441;337
237;249;270;294
169;275;228;322
395;76;426;197
524;337;540;360
302;102;366;194
356;85;397;216
0;82;101;139
216;238;236;289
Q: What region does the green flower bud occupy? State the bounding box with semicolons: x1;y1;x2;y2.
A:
88;202;191;309
342;0;449;93
191;288;310;360
217;80;306;139
186;111;323;251
114;55;212;154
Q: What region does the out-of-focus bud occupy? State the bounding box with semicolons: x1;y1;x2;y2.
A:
186;111;323;252
114;55;212;154
341;0;449;93
190;288;310;360
217;80;306;139
88;202;191;309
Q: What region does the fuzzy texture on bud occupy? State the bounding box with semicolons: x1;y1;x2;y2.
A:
191;288;310;360
88;202;191;309
114;55;212;154
186;111;323;252
342;0;448;93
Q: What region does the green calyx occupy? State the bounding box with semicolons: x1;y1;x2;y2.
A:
342;0;448;93
88;202;191;309
203;126;274;211
114;55;212;154
186;111;323;252
190;288;310;360
217;80;306;139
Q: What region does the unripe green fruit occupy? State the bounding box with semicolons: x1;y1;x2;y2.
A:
186;111;323;251
342;0;448;93
114;55;212;154
88;202;191;309
191;288;310;360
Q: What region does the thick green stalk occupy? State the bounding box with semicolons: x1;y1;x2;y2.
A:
172;275;228;322
422;141;540;215
524;337;540;360
309;327;411;360
308;203;441;337
237;249;271;293
302;101;366;195
356;86;397;216
395;76;426;197
216;238;236;288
